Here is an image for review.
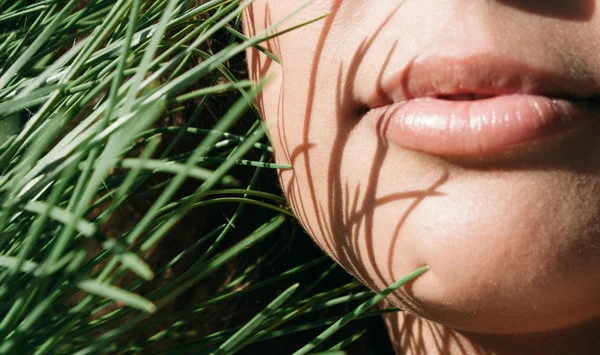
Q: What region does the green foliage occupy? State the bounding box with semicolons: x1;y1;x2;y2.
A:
0;1;426;354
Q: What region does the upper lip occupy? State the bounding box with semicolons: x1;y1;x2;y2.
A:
378;53;600;104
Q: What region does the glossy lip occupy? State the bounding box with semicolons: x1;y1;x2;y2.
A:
364;53;600;157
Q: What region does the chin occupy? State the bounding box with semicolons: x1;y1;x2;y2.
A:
362;160;600;334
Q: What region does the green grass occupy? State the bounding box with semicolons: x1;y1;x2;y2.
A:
0;1;427;354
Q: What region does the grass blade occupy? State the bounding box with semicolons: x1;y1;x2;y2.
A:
77;280;156;314
293;266;430;355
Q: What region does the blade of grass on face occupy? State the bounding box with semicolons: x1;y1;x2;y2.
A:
293;266;430;355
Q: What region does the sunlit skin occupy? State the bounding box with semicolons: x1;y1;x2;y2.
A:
243;1;600;354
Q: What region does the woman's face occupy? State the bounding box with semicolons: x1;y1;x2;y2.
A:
244;1;600;334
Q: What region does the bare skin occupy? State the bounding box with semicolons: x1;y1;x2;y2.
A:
243;1;600;354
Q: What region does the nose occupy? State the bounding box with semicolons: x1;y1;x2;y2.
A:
496;0;595;21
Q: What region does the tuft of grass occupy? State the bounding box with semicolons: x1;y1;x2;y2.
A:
0;1;427;354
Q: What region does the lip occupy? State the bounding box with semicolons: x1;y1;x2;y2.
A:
365;54;600;157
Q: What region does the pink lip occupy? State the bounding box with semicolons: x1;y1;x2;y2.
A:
365;54;600;157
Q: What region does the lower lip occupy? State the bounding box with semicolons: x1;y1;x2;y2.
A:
365;95;600;157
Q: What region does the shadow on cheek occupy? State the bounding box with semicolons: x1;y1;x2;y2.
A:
275;1;449;294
